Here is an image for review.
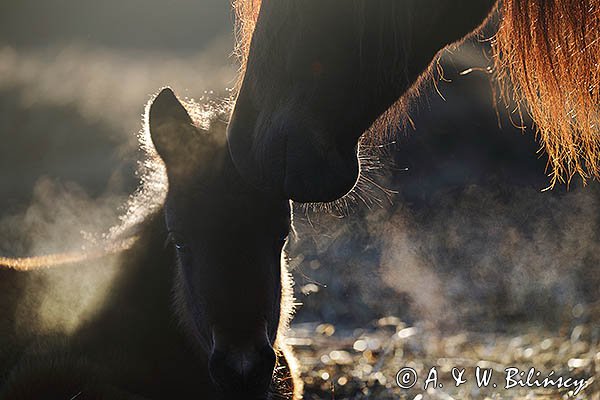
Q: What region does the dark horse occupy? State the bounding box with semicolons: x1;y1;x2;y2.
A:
0;88;299;400
228;0;600;202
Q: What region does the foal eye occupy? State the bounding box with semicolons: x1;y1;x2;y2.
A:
168;232;188;251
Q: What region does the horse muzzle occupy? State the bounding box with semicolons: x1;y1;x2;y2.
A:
208;341;276;398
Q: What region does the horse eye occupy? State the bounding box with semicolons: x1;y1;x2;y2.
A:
168;232;188;251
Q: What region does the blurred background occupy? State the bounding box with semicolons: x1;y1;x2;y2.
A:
1;1;598;398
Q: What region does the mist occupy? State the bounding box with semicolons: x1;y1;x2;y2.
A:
1;1;598;398
0;0;236;337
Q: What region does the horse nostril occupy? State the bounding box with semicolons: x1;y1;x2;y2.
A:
209;345;276;395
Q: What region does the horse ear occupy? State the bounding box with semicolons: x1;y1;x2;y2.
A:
149;88;201;170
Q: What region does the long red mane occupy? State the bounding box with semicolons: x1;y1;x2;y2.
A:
494;0;600;186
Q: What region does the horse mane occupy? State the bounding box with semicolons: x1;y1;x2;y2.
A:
0;90;230;271
0;237;137;271
234;0;600;187
494;0;600;187
233;0;259;83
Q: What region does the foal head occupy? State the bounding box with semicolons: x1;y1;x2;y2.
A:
148;88;292;398
228;0;496;202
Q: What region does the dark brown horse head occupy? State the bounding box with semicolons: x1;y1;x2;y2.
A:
228;0;497;202
149;88;292;398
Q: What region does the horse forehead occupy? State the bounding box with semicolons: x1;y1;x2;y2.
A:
191;254;278;299
164;175;290;234
167;207;285;244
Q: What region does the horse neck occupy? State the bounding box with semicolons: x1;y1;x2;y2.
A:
419;0;497;42
330;0;496;98
384;0;496;67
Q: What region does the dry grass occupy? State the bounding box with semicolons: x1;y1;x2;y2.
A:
289;318;599;399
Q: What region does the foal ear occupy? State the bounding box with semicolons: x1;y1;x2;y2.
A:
149;88;201;169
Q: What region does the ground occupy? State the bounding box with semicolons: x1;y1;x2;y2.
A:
292;320;599;399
